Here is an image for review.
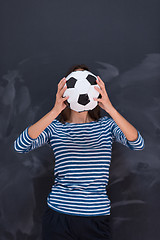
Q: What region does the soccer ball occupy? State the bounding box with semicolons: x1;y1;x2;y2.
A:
62;70;101;112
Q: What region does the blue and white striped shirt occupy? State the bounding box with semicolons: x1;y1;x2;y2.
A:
14;116;145;217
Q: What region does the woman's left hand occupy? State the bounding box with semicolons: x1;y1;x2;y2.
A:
93;76;114;113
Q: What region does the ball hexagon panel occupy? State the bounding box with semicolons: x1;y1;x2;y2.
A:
88;84;100;101
75;79;90;94
63;88;79;103
84;99;97;111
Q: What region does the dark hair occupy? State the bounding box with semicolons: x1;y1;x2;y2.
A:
58;64;102;124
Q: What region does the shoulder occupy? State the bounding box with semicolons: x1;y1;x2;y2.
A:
46;118;58;133
100;116;115;129
50;118;67;130
101;115;112;124
51;118;58;124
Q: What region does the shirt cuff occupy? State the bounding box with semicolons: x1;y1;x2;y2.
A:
25;126;37;142
127;130;145;149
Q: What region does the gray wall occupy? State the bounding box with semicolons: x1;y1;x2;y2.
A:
0;0;160;239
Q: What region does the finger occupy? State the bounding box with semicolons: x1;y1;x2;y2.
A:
60;83;67;96
59;77;66;82
58;87;67;99
58;78;66;93
58;77;66;86
93;97;102;102
96;76;105;86
96;79;106;93
97;76;105;86
95;80;103;91
94;85;103;94
58;77;66;88
97;76;104;83
62;95;69;101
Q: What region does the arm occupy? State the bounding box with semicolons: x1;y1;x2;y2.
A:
14;75;70;153
107;107;145;150
94;76;145;151
14;107;59;153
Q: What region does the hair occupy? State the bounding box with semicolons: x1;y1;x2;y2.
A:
58;64;102;124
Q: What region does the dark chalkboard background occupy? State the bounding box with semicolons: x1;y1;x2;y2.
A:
1;0;160;239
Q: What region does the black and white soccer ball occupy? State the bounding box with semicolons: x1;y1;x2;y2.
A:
63;70;101;112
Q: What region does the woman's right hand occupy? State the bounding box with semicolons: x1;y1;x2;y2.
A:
53;77;69;114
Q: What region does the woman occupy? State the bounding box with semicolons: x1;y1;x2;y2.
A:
14;64;145;240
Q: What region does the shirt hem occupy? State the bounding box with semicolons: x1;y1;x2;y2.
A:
47;202;111;217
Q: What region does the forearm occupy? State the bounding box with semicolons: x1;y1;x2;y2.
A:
107;106;138;141
28;107;59;139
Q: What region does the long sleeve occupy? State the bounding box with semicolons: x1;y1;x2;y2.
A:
14;119;56;153
107;117;145;150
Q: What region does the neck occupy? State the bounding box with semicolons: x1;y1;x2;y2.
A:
68;110;93;123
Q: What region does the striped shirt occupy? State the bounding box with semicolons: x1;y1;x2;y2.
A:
14;115;145;217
